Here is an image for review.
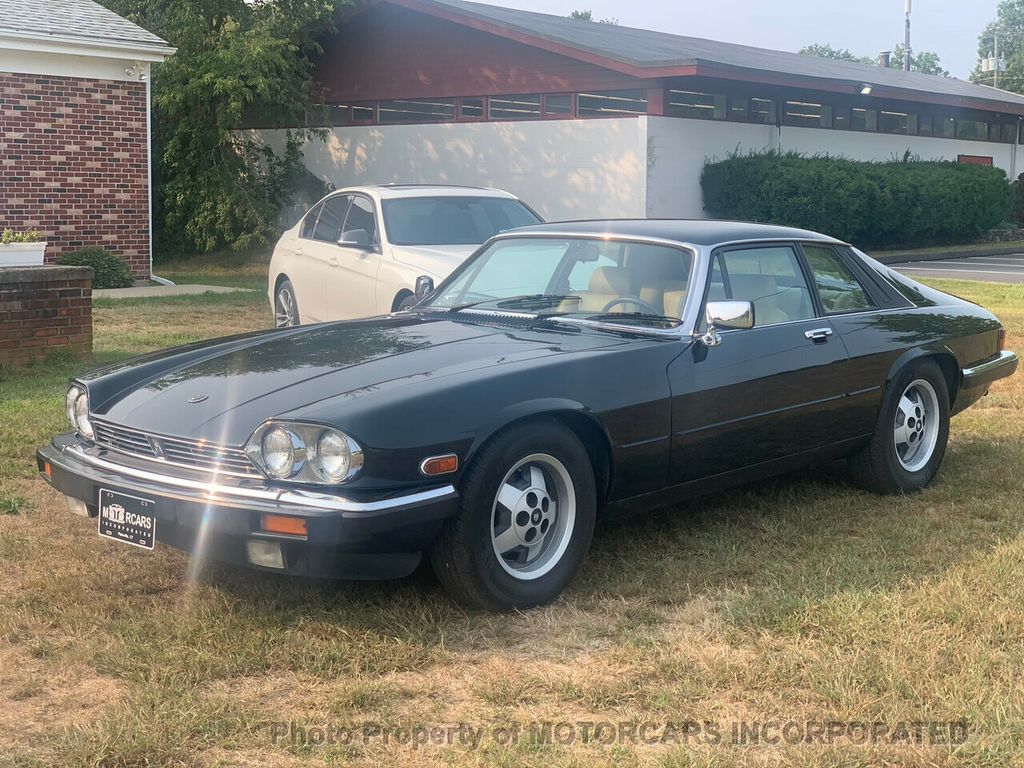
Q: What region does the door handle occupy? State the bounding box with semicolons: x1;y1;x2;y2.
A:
328;256;340;268
804;327;833;343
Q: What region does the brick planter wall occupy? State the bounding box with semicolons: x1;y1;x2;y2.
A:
0;266;93;367
0;72;149;278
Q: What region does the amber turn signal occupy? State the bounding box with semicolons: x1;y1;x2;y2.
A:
260;514;308;537
420;454;459;476
43;461;52;478
998;328;1007;352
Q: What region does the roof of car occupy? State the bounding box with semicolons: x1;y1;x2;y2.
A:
348;184;519;200
502;219;844;247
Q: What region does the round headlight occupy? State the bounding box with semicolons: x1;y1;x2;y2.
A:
261;426;301;478
314;429;351;483
66;386;83;429
73;391;94;440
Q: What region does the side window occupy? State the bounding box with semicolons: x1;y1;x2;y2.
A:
715;246;814;327
300;201;324;239
343;196;378;244
312;195;349;243
803;244;876;313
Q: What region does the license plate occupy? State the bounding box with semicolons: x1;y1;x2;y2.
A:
97;489;156;550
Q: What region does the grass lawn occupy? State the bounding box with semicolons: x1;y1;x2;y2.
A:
1;279;1022;767
154;248;272;291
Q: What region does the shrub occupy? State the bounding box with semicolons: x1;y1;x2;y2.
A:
1;228;42;243
701;151;1014;248
58;247;134;289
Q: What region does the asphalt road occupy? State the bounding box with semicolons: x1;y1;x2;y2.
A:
891;252;1024;284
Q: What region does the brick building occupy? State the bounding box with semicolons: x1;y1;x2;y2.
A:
0;0;173;279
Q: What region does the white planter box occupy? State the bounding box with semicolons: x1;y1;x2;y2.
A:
0;242;47;267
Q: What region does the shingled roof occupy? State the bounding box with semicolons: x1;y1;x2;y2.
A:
389;0;1024;113
0;0;173;57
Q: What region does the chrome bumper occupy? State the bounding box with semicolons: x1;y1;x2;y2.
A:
962;350;1018;387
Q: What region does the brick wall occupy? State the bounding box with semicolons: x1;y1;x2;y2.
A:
0;72;149;278
0;266;93;367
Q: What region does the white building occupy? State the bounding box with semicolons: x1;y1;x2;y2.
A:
263;0;1024;221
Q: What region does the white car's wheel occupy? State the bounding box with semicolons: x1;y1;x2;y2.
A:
274;279;300;328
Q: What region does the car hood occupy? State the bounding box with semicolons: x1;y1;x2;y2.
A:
391;244;479;279
87;315;636;445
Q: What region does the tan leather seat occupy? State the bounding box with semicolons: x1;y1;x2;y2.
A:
729;274;789;326
578;266;633;312
625;243;691;317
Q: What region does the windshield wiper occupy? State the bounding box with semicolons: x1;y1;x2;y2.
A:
443;294;580;313
582;312;682;326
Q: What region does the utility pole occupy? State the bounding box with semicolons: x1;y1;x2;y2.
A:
995;28;1001;89
904;0;912;71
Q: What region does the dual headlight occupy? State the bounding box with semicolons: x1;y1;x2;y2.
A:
244;422;363;485
65;384;94;440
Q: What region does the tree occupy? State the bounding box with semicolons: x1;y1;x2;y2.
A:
800;41;948;76
568;9;618;24
97;0;339;254
972;3;1024;93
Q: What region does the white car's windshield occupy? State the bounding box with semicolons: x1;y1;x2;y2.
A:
425;236;694;324
382;196;540;246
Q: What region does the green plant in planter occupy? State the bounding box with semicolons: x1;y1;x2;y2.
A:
58;247;134;289
1;228;43;244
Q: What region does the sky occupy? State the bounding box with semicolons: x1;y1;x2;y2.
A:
489;0;998;80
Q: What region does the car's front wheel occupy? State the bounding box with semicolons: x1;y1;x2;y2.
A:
848;359;950;493
274;278;300;328
431;420;596;610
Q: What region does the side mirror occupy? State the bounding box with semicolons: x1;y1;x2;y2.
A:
338;229;371;248
414;275;435;301
701;300;754;347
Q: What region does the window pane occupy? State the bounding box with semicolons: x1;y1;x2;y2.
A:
312;195;349;243
488;94;541;119
938;116;956;137
803;245;874;313
783;100;833;128
958;118;989;140
544;94;573;115
342;196;377;243
352;103;375;121
749;97;776;124
668;90;726;120
460;97;485;118
300;202;324;239
718;246;814;326
851;108;877;131
378;98;455;123
382;197;541;246
879;110;916;135
577;90;648;116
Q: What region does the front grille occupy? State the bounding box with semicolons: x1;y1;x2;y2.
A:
92;419;260;477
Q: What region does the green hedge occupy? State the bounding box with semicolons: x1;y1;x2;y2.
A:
700;152;1013;248
58;247;134;289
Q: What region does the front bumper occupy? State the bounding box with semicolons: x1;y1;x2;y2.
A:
37;433;459;579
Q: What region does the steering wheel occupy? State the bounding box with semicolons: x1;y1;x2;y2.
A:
602;296;663;315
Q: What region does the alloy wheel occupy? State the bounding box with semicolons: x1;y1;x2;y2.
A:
275;284;298;328
490;453;576;581
893;378;940;472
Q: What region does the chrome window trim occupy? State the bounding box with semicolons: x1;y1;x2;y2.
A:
62;443;455;514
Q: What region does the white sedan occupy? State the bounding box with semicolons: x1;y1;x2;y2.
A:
268;184;541;325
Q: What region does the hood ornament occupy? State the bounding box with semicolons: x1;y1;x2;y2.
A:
187;393;209;404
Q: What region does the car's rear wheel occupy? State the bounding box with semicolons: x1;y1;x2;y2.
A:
430;420;596;610
274;279;300;328
848;359;950;493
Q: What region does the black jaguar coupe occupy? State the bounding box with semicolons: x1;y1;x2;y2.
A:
39;220;1017;610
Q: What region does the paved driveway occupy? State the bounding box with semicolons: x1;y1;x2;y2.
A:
891;253;1024;284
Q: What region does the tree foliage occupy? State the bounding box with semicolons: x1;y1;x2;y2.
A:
568;9;618;24
972;2;1024;93
799;42;948;76
98;0;339;255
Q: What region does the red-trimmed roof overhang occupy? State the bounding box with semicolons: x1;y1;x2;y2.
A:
337;0;1024;117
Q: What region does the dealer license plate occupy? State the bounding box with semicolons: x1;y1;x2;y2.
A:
97;489;156;550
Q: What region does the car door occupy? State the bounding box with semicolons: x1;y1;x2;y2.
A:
326;194;383;320
302;194;352;323
667;243;851;483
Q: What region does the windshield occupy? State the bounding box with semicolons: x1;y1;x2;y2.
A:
425;236;694;326
382;196;541;246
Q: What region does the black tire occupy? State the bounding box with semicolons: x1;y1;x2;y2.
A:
848;359;950;494
430;420;597;611
396;293;418;312
274;278;300;328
